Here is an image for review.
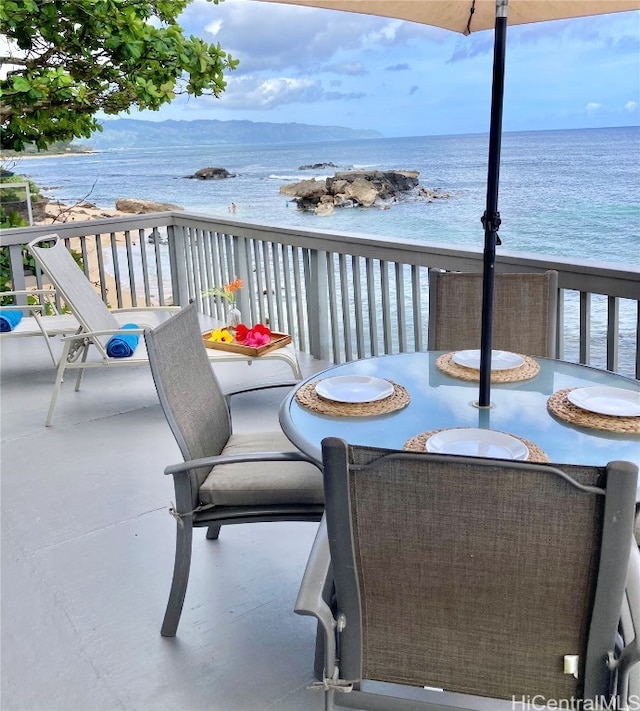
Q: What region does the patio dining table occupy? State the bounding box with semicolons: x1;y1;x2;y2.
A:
279;352;640;494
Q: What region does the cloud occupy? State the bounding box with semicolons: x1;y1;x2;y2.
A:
324;91;366;101
321;62;367;76
585;102;602;114
446;34;494;63
219;76;322;109
386;63;411;72
214;74;364;110
625;101;638;112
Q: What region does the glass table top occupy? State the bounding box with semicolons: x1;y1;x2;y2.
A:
280;352;640;478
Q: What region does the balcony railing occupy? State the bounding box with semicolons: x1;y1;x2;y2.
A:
2;210;638;379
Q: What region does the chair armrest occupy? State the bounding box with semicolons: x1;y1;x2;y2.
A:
111;306;181;314
164;450;321;477
294;517;338;680
1;288;57;297
60;327;145;340
224;380;298;400
617;542;640;691
1;288;60;314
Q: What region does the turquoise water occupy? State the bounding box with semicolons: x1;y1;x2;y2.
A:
17;125;640;267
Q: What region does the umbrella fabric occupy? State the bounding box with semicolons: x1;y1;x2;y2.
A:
254;1;640;34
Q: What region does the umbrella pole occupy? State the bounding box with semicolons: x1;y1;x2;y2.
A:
478;0;508;408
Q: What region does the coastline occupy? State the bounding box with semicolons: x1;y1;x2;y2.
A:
1;151;98;162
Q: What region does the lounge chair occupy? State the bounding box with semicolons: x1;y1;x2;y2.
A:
296;437;639;710
27;234;303;425
428;269;558;357
144;304;323;637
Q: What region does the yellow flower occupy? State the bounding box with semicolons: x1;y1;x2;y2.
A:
208;328;233;343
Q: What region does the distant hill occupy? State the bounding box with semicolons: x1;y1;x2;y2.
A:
84;118;383;149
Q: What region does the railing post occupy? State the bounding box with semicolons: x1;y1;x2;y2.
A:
556;288;565;360
606;296;619;373
9;245;28;300
308;250;331;361
168;224;189;307
579;292;591;366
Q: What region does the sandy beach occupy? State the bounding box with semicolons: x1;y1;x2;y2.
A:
35;199;141;308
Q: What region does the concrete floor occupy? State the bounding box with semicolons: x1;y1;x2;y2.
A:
1;330;331;711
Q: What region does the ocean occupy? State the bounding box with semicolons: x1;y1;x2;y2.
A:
15;125;640;268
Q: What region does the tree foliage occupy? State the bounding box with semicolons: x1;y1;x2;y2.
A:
0;0;238;151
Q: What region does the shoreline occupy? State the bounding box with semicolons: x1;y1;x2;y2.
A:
1;151;98;162
35;199;140;308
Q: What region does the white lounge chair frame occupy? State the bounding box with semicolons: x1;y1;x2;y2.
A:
27;234;302;425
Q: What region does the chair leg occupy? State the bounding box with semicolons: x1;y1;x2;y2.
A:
206;524;221;540
161;518;193;637
74;344;89;392
46;346;70;427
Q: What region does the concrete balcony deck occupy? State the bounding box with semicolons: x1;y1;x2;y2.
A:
1;330;331;711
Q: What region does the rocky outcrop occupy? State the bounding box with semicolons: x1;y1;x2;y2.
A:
298;162;338;170
280;169;422;213
184;167;236;180
115;198;183;214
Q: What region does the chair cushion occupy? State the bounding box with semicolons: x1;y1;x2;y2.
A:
199;431;323;507
0;310;23;331
106;323;140;357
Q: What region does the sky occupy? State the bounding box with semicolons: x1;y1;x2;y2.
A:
129;0;640;138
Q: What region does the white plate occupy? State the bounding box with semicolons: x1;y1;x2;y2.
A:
451;349;525;371
567;387;640;417
315;375;394;403
426;428;529;460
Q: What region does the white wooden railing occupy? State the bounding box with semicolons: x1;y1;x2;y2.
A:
2;211;638;379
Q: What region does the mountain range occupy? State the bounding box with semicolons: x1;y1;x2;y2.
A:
85;118;382;149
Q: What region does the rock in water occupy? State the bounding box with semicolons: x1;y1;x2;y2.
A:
185;167;236;180
280;169;422;212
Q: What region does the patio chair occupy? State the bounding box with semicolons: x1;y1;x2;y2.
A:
27;234;303;425
427;269;558;357
144;303;324;637
296;437;639;710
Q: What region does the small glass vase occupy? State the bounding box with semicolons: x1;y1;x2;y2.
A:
226;305;242;329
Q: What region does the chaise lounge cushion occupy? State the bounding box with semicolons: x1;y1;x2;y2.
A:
106;323;140;358
0;310;23;331
199;432;324;507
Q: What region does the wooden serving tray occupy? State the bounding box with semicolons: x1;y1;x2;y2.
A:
202;330;292;357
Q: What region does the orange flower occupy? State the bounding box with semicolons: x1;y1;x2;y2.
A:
203;277;244;305
225;277;244;293
223;277;244;301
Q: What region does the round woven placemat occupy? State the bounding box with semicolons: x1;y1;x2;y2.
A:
295;380;409;417
403;428;550;463
547;388;640;435
436;352;540;383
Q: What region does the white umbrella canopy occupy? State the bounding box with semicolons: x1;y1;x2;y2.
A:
252;1;640;34
254;0;640;406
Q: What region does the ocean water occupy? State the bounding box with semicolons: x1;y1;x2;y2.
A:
16;125;640;267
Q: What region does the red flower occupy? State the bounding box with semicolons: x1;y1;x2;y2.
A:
235;322;272;347
245;329;271;347
252;323;271;337
235;323;249;343
235;323;271;348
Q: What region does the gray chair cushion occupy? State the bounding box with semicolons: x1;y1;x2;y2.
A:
199;432;324;506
